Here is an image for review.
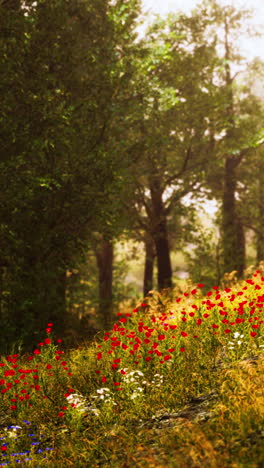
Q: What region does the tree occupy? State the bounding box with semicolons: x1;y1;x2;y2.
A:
119;0;264;295
92;235;114;329
199;1;264;278
121;8;221;291
0;0;142;350
86;0;144;327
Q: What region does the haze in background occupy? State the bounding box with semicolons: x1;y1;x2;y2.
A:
120;0;263;290
141;0;264;62
138;0;264;218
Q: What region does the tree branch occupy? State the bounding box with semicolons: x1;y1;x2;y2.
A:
165;145;193;186
241;222;264;238
164;181;203;215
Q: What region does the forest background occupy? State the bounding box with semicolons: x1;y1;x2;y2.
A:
1;0;264;355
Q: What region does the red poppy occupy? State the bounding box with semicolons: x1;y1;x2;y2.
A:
158;334;165;340
164;355;172;361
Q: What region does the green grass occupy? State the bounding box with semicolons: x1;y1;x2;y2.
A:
0;270;264;467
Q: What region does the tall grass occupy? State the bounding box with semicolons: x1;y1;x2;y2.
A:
0;270;263;467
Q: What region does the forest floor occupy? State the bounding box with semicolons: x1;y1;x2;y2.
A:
0;273;264;467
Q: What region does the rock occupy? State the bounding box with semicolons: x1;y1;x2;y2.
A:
138;392;218;430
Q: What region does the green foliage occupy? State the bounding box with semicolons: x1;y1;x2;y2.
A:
0;0;143;350
184;225;224;291
181;200;224;290
112;256;139;304
0;275;263;466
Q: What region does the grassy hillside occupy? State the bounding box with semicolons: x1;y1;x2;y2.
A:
0;270;263;467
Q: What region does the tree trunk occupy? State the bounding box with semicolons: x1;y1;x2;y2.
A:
150;180;173;290
155;220;172;290
95;238;114;329
143;235;156;297
256;236;264;265
222;156;240;276
236;216;245;279
215;238;222;287
222;14;244;278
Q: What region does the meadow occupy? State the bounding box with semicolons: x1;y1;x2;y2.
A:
0;270;263;467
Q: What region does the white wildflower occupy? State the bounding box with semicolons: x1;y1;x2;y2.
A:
4;425;22;438
96;387;111;394
127;370;144;377
66;393;101;415
234;332;244;339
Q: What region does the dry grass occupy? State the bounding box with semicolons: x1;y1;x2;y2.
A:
0;268;264;467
